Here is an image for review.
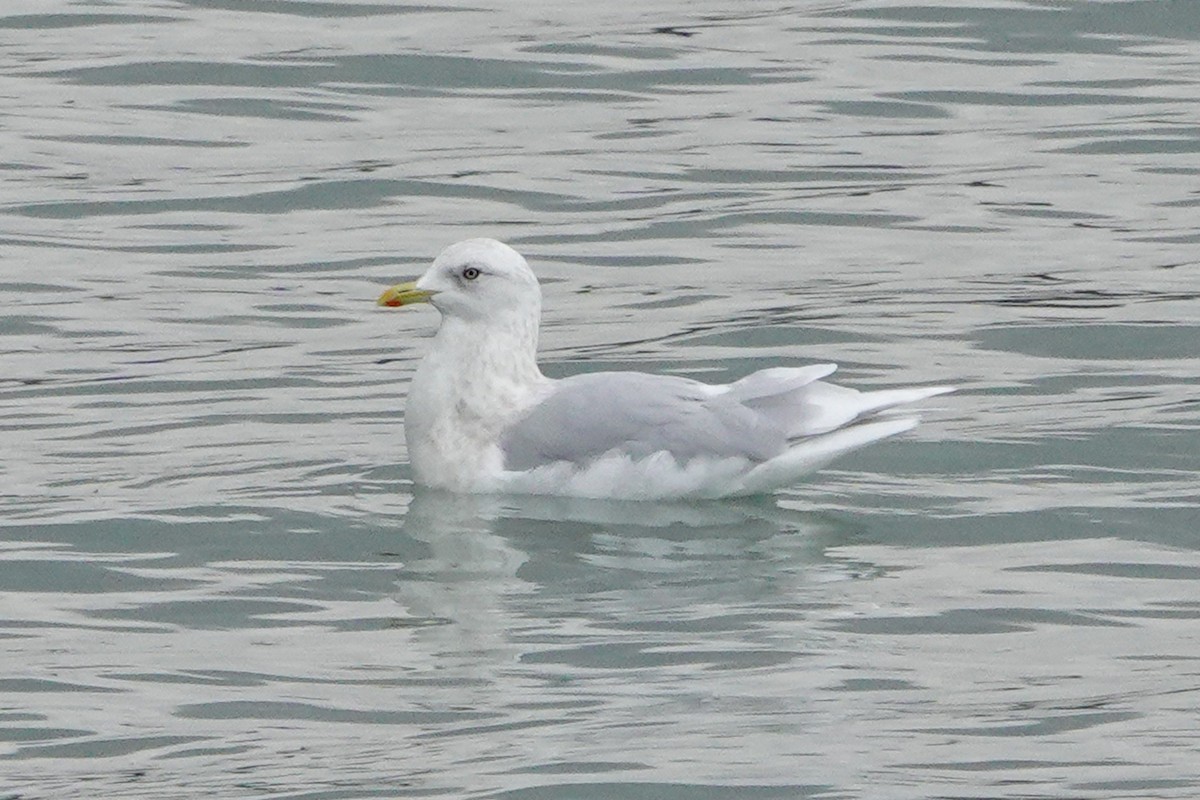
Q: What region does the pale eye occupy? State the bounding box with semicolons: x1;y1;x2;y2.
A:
462;266;481;281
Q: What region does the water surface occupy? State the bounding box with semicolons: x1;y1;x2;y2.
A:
2;1;1199;798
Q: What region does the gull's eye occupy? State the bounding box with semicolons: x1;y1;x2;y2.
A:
462;266;481;281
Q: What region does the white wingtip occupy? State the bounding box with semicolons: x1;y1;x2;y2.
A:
731;416;920;496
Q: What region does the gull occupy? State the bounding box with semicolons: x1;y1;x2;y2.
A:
378;238;952;500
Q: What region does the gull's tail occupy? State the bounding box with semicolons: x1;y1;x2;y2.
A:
726;382;955;497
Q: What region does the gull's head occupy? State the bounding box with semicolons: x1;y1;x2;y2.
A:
378;238;541;323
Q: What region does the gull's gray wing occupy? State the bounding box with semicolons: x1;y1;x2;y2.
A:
501;372;785;471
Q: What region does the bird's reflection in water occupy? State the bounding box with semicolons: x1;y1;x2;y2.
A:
393;489;879;645
349;487;893;728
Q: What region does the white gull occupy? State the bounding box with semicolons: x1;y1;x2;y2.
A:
378;238;952;500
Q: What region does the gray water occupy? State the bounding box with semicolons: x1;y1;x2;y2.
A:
2;1;1199;798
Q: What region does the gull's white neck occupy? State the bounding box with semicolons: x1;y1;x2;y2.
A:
404;309;548;491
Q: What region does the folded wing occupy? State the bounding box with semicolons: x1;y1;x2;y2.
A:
500;371;785;470
499;365;953;496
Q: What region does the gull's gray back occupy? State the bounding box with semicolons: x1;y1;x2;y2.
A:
500;372;786;471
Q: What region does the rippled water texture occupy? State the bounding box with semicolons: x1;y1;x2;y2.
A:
2;1;1199;798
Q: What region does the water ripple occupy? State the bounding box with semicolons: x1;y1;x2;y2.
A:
2;1;1200;798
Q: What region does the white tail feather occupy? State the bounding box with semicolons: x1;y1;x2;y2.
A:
852;385;956;416
731;416;920;496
